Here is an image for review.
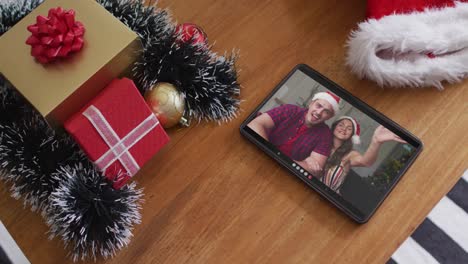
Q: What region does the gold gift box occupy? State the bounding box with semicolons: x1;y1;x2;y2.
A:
0;0;142;126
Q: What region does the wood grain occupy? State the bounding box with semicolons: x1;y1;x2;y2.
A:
1;0;467;263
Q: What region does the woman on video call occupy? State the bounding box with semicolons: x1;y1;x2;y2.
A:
309;116;406;194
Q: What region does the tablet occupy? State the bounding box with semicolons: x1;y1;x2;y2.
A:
240;64;422;223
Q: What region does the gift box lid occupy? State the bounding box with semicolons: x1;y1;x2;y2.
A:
0;0;142;125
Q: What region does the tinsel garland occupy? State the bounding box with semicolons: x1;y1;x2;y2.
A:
0;0;43;34
47;164;143;261
0;0;240;261
133;35;240;122
0;117;79;212
97;0;240;122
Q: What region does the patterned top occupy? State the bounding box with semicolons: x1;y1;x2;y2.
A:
276;123;310;158
265;104;332;161
321;162;350;194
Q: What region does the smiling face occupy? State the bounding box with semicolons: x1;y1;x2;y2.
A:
305;99;334;127
333;119;354;141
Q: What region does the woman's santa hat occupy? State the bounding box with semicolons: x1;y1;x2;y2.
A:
312;91;341;115
346;0;468;89
337;116;361;145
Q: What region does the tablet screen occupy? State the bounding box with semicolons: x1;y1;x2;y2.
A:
241;65;422;222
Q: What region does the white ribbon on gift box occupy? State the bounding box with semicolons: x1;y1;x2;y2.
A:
83;105;159;177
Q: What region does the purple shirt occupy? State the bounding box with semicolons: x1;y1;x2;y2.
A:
266;104;332;161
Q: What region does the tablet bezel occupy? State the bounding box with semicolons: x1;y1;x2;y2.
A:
240;64;423;223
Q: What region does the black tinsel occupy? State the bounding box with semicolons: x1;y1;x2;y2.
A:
133;34;240;122
46;164;143;261
0;76;34;124
97;0;240;122
96;0;174;42
0;0;43;36
0;114;83;212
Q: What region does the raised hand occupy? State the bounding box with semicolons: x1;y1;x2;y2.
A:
373;125;407;144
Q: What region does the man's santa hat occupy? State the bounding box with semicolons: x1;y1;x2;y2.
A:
312;91;340;115
336;116;361;145
346;0;468;89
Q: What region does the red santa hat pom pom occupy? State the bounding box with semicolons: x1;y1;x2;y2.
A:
346;0;468;89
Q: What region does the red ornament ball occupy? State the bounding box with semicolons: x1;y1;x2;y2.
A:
175;23;207;46
25;7;85;64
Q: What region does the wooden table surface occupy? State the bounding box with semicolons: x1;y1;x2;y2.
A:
1;0;467;263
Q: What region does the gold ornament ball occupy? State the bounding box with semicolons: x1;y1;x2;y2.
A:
144;82;185;128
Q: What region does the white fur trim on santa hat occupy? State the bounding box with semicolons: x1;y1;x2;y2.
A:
312;92;340;115
346;1;468;89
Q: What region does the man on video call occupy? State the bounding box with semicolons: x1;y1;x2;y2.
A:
247;91;340;176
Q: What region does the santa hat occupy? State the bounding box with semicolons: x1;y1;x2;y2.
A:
312;91;340;115
336;116;361;145
346;0;468;89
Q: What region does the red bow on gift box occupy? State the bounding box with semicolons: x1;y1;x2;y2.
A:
25;7;85;64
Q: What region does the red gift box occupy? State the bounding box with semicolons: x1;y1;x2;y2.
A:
65;78;169;189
